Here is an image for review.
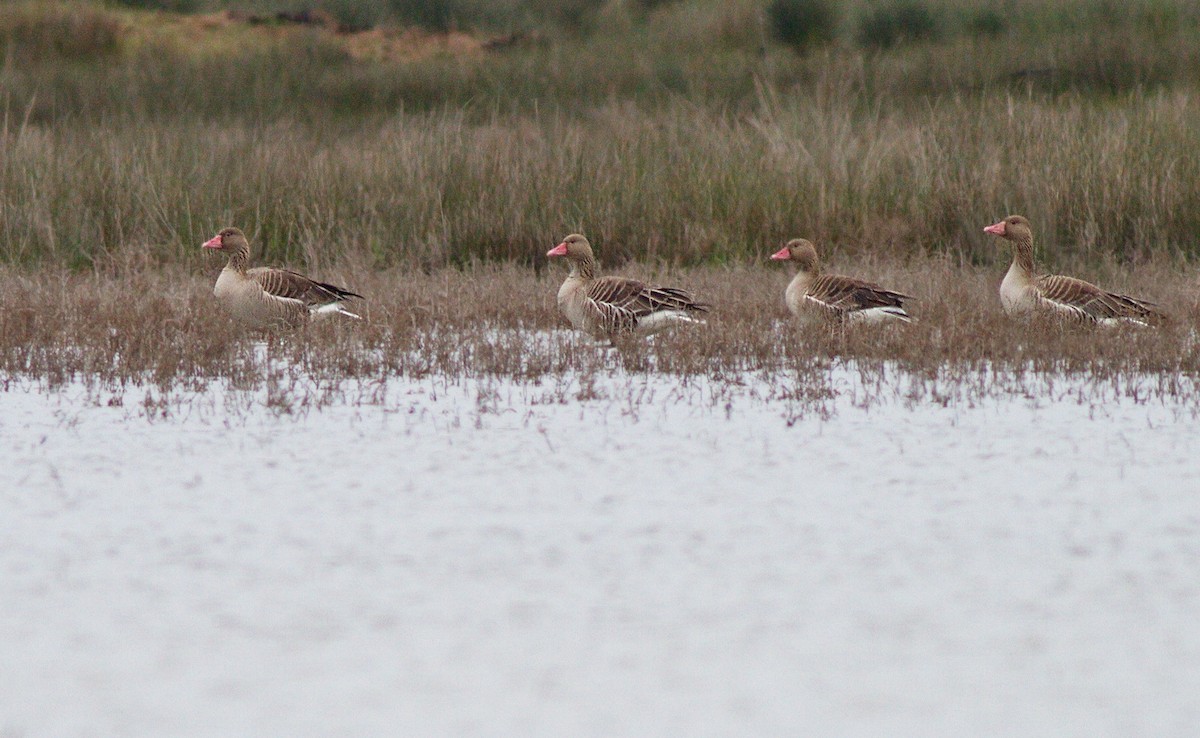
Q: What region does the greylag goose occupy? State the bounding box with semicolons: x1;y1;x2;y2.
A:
983;215;1161;325
202;227;363;327
770;238;912;323
546;234;709;341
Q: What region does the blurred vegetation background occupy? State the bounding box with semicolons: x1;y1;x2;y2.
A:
2;0;1199;268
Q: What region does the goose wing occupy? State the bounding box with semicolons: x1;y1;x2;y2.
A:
248;267;363;308
808;274;909;314
1036;274;1158;322
585;276;708;332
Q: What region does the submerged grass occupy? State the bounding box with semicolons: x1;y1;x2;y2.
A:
3;254;1198;417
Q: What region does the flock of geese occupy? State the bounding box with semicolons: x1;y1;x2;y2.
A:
202;214;1165;340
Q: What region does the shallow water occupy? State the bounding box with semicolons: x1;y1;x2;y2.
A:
2;368;1199;736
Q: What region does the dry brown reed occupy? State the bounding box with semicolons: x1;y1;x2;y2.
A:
3;251;1198;416
6;92;1200;270
5;3;1200;268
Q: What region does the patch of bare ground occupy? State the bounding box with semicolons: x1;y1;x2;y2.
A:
119;7;503;63
2;254;1198;416
342;27;486;63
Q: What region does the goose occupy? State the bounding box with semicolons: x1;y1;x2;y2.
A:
770;238;912;324
983;215;1161;326
546;234;709;341
202;227;363;327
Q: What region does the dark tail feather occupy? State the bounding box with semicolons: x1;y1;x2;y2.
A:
314;280;365;301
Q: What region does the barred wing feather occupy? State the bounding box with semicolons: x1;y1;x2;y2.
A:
808;274;911;320
249;267;364;308
585;276;709;332
1036;274;1159;323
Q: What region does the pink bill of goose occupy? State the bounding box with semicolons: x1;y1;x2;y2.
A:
202;227;364;328
983;215;1162;326
546;234;709;342
770;238;913;324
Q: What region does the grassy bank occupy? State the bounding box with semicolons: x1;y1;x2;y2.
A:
2;0;1200;269
5;1;1200;118
4;93;1200;268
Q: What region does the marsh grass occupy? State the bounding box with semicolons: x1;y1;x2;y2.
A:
5;2;1200;416
5;91;1200;270
3;253;1198;418
3;3;1200;270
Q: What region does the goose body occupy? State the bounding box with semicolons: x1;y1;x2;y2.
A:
203;228;363;328
984;215;1160;326
547;234;708;341
771;239;912;324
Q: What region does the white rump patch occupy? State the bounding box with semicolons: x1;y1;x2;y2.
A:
1097;316;1150;329
848;306;913;324
310;302;363;320
635;310;706;334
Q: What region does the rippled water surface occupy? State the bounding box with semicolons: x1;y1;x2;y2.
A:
2;367;1199;736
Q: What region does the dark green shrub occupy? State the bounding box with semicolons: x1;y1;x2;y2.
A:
109;0;201;11
306;0;389;31
1136;3;1181;37
387;0;457;32
634;0;680;12
380;0;593;33
857;1;939;49
767;0;837;52
524;0;607;32
967;8;1005;38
